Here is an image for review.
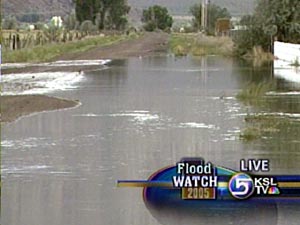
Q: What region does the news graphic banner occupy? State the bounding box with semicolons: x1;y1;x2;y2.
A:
117;158;300;204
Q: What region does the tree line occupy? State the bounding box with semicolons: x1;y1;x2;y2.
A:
234;0;300;56
75;1;174;32
74;0;130;30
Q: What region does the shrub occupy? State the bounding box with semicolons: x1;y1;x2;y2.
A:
142;5;173;31
2;16;18;30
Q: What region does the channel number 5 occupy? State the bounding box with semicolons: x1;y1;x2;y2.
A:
229;173;254;199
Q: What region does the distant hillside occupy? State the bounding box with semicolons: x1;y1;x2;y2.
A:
128;0;256;16
2;0;74;19
3;0;255;20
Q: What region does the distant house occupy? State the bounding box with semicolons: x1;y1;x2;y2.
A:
229;17;247;37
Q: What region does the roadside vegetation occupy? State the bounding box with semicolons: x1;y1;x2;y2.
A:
169;33;233;57
2;0;137;63
190;3;231;35
233;1;300;58
142;5;173;32
3;34;139;63
168;2;232;57
2;0;142;63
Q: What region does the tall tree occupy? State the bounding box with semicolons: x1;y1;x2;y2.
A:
74;0;100;23
190;3;231;34
106;0;130;30
254;0;300;43
233;0;300;55
142;5;173;31
74;0;130;30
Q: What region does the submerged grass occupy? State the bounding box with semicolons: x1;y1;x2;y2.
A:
3;34;139;63
240;114;292;141
169;33;233;57
237;82;280;142
236;82;275;104
290;58;300;67
239;127;262;141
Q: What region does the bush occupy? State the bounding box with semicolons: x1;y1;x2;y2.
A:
143;21;156;32
232;15;270;56
233;1;300;56
142;5;173;32
80;20;97;33
64;13;79;30
190;3;231;34
2;16;18;30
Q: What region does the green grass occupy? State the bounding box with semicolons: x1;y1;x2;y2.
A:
169;33;233;57
2;34;140;63
240;114;291;141
236;82;275;104
239;127;262;141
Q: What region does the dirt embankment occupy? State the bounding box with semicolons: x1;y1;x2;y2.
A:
1;32;169;123
1;95;79;123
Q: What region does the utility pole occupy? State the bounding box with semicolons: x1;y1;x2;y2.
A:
201;0;209;31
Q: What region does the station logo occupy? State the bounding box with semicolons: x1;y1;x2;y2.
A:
228;159;280;200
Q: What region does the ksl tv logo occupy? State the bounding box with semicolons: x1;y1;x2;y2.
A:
228;159;280;200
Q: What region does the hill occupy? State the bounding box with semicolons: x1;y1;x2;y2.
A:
128;0;255;16
2;0;74;19
3;0;255;20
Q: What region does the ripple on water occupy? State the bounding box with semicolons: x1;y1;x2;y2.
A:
2;71;85;95
1;59;111;69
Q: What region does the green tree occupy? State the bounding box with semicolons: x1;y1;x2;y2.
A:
105;0;130;30
190;3;231;34
142;5;173;31
254;0;300;43
74;0;100;23
74;0;130;30
233;0;300;56
2;16;18;30
233;15;270;56
64;12;80;30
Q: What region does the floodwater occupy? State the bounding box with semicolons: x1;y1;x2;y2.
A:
2;56;300;225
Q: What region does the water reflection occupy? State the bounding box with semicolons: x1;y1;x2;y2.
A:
2;56;300;225
236;59;300;174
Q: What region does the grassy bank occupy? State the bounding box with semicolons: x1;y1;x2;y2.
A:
3;33;140;63
169;33;233;57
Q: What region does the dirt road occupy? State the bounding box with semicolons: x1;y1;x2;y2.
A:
3;32;169;75
57;32;169;61
1;32;170;122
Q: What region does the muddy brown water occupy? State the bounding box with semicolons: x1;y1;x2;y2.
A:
2;56;300;225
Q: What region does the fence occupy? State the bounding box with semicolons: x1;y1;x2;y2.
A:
2;30;88;51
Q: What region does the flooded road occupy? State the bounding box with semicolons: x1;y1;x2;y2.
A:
2;56;300;225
